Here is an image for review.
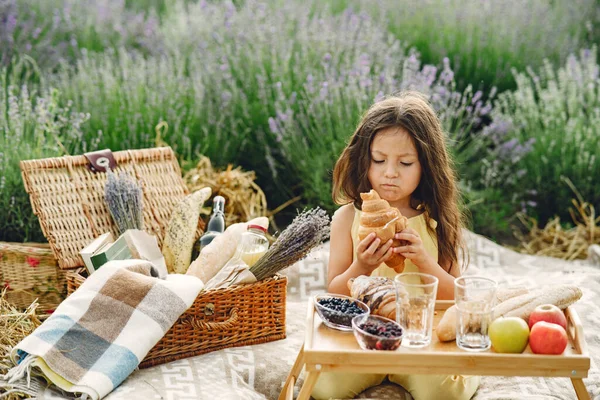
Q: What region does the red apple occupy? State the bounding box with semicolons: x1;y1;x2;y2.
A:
528;304;567;330
529;321;568;355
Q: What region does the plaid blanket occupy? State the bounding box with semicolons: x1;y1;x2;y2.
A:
1;259;204;400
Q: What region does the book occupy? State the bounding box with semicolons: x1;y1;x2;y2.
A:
80;230;167;276
90;234;132;272
80;232;114;275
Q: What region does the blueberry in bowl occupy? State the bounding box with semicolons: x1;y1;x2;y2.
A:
352;314;403;350
314;294;370;331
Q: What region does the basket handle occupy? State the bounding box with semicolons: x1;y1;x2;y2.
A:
187;307;239;331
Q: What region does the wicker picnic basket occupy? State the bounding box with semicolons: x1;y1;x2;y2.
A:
20;146;287;368
0;242;67;315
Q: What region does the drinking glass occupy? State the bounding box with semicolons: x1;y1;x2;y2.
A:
394;272;438;348
454;276;497;352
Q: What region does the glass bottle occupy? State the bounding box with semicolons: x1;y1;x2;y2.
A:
231;224;270;268
191;196;226;260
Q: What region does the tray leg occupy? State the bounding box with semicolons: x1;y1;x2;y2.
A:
297;371;320;400
571;378;591;400
279;344;305;400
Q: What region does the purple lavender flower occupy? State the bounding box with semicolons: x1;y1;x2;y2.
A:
440;58;455;85
103;170;144;235
268;117;280;134
221;91;232;104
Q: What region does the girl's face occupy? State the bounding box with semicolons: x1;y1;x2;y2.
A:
367;127;422;211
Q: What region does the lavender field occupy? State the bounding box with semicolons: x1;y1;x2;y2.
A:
1;0;599;243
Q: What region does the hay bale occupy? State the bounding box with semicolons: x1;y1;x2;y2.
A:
0;289;41;399
183;156;268;225
513;182;599;260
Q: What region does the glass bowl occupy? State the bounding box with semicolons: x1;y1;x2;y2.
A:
314;293;370;331
352;314;404;350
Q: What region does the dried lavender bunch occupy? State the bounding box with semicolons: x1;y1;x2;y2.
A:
250;208;330;281
104;169;144;235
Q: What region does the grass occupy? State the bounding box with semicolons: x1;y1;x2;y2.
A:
1;0;599;243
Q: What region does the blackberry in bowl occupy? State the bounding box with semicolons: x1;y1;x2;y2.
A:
352;314;403;350
314;294;370;331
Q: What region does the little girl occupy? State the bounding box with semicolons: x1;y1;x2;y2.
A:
313;92;480;400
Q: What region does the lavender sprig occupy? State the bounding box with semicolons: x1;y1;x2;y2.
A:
250;208;330;281
104;169;144;235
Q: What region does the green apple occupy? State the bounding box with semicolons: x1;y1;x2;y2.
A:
489;317;530;353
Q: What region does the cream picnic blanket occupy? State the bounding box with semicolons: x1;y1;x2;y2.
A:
0;259;203;400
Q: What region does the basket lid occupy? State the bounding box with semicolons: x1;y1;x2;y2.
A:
19;147;197;269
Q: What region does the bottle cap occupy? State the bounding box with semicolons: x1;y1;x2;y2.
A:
247;224;268;233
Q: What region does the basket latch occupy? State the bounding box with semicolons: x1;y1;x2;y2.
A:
204;303;215;316
84;149;117;173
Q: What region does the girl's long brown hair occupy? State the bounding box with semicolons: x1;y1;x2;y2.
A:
332;91;468;274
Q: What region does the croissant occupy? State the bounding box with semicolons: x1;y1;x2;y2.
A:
348;275;397;320
358;190;408;272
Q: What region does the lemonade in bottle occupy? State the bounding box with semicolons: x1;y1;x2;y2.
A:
236;224;269;267
241;249;267;267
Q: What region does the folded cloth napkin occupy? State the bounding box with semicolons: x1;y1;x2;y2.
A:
1;259;204;400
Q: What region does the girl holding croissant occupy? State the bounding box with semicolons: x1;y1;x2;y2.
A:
312;91;479;400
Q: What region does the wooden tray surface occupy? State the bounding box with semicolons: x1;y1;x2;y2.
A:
304;299;590;378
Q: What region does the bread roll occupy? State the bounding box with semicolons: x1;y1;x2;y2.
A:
348;275;397;320
358;190;408;272
162;187;212;274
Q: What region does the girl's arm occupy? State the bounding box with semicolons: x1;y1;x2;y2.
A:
327;204;393;296
415;259;457;300
394;228;458;300
327;205;364;296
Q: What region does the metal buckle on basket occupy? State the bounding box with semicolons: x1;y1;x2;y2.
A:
204;303;215;316
84;149;117;173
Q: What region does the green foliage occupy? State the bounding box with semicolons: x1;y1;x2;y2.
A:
338;0;597;93
2;0;599;244
1;0;161;70
0;62;90;242
489;47;600;225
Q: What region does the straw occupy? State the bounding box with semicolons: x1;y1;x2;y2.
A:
0;289;41;399
183;155;268;225
513;179;599;260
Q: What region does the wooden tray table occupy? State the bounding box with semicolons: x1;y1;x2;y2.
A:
280;299;591;400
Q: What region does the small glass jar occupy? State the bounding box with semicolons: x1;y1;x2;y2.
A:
234;224;269;267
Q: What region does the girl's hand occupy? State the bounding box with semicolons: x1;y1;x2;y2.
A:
394;228;433;268
355;232;394;274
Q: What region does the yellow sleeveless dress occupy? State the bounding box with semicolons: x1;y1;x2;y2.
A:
312;207;480;400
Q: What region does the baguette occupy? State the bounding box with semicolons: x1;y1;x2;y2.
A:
186;216;269;282
436;286;529;342
494;285;582;320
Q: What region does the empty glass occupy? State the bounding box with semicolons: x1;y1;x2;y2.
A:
394;272;438;348
454;276;497;352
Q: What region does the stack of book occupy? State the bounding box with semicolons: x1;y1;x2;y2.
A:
80;230;167;277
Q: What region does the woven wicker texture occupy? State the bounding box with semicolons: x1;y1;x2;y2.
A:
67;270;287;368
0;242;66;314
24;146;285;367
20;147;191;269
